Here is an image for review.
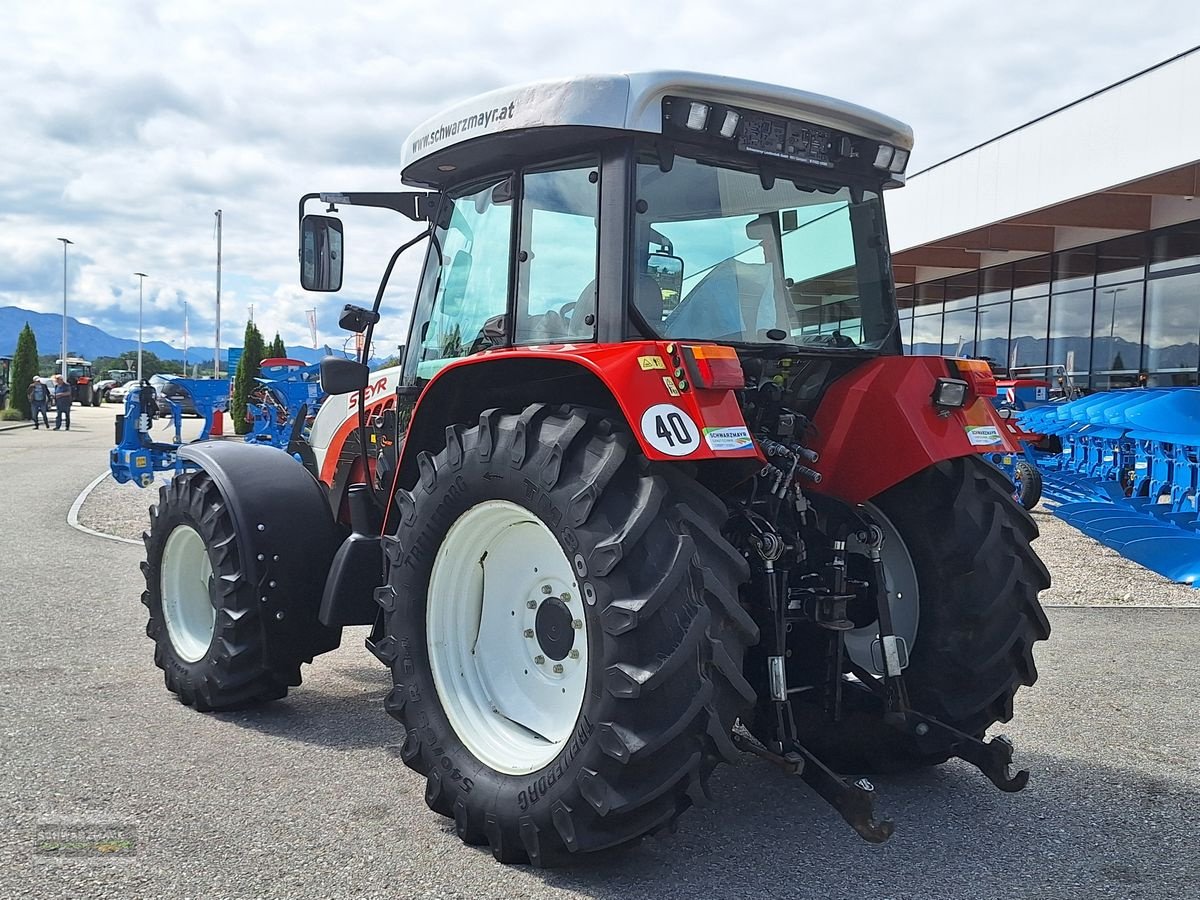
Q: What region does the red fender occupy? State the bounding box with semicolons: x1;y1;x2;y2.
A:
807;356;1018;504
407;342;760;463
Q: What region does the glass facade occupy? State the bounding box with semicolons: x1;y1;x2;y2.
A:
904;218;1200;388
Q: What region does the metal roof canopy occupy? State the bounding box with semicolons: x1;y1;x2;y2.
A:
888;46;1200;285
400;71;913;188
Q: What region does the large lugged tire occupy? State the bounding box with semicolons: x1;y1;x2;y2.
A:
378;404;757;866
782;455;1051;774
142;471;315;710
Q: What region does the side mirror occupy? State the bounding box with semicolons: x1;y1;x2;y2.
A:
301;215;344;292
646;252;684;310
320;356;369;395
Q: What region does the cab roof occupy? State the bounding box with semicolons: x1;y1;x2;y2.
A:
400;71;913;189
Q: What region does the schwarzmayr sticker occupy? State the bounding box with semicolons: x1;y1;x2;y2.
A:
703;426;753;451
411;101;518;155
965;425;1004;447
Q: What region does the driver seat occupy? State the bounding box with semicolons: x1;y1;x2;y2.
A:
568;274;664;337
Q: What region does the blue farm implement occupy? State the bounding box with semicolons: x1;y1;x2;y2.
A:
1011;387;1200;585
244;358;325;455
110;379;230;487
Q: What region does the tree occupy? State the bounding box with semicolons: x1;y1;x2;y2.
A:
230;321;267;435
10;323;40;418
267;333;287;359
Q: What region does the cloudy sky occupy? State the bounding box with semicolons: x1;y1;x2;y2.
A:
3;1;1198;357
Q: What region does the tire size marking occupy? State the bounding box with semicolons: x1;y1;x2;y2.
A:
639;404;700;457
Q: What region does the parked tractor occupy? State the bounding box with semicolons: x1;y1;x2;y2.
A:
57;356;101;406
137;72;1050;865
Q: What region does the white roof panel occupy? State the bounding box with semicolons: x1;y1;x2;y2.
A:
401;71;912;175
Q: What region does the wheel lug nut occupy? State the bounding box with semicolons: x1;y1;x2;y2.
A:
560;592;571;602
572;619;583;630
568;649;580;660
552;664;564;674
534;655;545;665
526;600;538;609
541;585;553;595
523;629;534;638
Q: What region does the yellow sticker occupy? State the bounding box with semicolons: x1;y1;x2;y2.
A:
662;376;680;397
638;355;666;371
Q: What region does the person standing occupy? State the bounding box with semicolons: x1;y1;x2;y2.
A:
27;377;50;429
52;374;72;431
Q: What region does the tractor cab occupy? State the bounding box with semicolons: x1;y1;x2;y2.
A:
304;73;912;389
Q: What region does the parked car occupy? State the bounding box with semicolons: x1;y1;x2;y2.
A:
107;379;146;405
151;375;200;417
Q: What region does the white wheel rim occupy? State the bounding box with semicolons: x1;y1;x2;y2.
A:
160;524;217;663
844;503;919;676
427;500;588;775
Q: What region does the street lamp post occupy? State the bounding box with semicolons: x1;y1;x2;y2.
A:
1103;286;1128;369
57;238;72;378
134;272;148;381
183;299;189;375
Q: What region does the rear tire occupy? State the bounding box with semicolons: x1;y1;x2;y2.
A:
777;456;1050;774
379;404;757;865
141;471;309;710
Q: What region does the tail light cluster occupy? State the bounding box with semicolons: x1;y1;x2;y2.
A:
677;343;745;390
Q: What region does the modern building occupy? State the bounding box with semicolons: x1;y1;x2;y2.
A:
886;45;1200;388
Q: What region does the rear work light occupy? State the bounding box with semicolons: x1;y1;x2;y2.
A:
873;143;910;175
679;344;745;390
931;378;969;412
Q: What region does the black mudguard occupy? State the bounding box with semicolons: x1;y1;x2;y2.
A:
178;441;342;662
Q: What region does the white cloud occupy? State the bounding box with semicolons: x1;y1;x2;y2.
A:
2;0;1198;354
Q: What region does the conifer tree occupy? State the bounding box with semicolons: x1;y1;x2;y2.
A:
9;323;40;418
230;321;267;435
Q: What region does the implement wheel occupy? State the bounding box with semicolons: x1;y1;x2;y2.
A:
1012;460;1043;510
772;455;1051;774
379;404;757;866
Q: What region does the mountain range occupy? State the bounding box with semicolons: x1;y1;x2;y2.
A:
0;306;328;365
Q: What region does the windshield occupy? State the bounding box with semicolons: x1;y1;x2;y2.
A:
634;152;896;350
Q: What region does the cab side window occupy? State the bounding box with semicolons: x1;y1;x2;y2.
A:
410;179;513;381
515;163;599;343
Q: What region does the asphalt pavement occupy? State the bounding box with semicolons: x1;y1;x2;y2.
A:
1;405;1197;900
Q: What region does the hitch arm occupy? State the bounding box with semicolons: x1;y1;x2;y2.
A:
732;733;894;843
845;663;1030;793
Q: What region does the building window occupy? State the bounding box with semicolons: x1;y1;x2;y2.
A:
1009;296;1049;370
1013;255;1051;300
1144;271;1200;376
1048;289;1093;375
1150;221;1200;275
1092;283;1144;373
912;312;942;355
977;303;1010;369
979;264;1012;305
1052;247;1095;293
1096;233;1147;286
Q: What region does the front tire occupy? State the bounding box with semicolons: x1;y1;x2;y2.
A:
141;471;310;710
379;405;757;866
779;456;1051;773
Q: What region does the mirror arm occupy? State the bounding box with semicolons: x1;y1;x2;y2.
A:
317;192;441;222
354;226;433;509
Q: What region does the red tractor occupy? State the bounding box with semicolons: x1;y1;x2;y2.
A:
139;72;1049;865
